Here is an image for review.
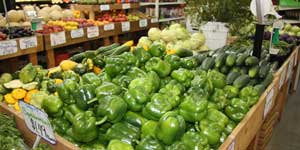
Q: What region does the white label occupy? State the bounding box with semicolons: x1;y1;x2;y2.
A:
87;26;99;38
121;22;130;32
104;23;115;31
228;139;235;150
71;28;84;39
294;50;298;67
279;66;287;89
50;31;66;46
100;4;110;11
273;20;284;29
19;36;38;50
264;87;274;118
151;18;158;23
0;40;18;56
287;59;294;80
122;3;131;9
270;48;280;55
19;101;56;144
139;19;148;28
26;10;37;17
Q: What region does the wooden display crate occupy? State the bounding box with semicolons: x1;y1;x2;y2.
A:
0;103;77;150
0;35;44;65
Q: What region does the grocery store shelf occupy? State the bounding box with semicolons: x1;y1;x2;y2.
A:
159;16;185;22
281;19;300;24
140;2;156;6
159;2;185;5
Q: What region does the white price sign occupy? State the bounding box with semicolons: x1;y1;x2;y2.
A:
228;139;235;150
151;18;158;23
100;4;110;11
71;28;84;39
19;36;38;50
263;87;275;118
50;31;66;46
139;19;148;28
87;26;99;38
122;3;131;9
121;22;130;32
19;101;56;144
294;50;298;66
279;66;287;89
0;40;18;56
287;59;294;81
26;10;37;17
104;23;115;31
270;48;279;55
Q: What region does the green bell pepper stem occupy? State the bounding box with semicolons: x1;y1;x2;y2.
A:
87;97;98;104
95;116;108;125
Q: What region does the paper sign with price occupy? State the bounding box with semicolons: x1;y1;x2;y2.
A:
122;3;131;9
19;36;38;50
50;31;66;46
122;22;130;32
100;4;110;11
263;87;274;118
19;101;56;144
104;23;115;31
151;18;158;23
87;26;99;38
139;19;148;28
71;28;84;39
0;40;18;56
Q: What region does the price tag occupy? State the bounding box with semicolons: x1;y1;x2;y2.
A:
151;18;158;23
50;31;66;46
228;139;235;150
0;40;18;56
279;66;287;89
122;3;131;9
26;10;37;18
273;20;284;29
104;23;115;31
87;26;99;38
294;50;298;67
263;87;274;118
100;4;110;11
19;101;56;144
139;19;148;28
287;58;294;81
270;48;280;55
121;22;130;32
71;28;84;39
19;36;38;50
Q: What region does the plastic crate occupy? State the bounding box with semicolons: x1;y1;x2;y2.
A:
200;22;229;50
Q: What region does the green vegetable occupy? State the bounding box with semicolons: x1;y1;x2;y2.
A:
30;91;48;109
70;53;86;62
141;120;158;139
51;117;71;135
107;139;134;150
133;47;152;64
110;45;131;56
124;87;149;112
19;63;37;84
136;136;164;150
74;84;95;110
164;54;182;70
245;56;259;66
96;43;120;54
0;84;8;94
259;63;271;78
224;85;239;99
82;72;101;86
92;55;105;67
145;57;171;78
248;66;259;78
240;86;259;106
42;95;63;116
149;43;166;57
179;95;208;122
156;111;186;145
181;57;198;69
236;53;248;66
126;67;146;79
210;89;227;110
181;131;209;150
112;75;132;88
233;74;250;89
262;73;274;88
173;48;193;57
74;63;87;75
0;73;12;84
124;111;148;127
215;53;227;68
207;70;226;89
171;68;194;87
225;98;249;122
106;122;140;145
94;82;122;98
201;57;215;71
57;79;78;104
226;54;236;67
226;72;241;85
62;70;80;82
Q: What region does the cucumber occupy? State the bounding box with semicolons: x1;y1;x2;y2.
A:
84;50;96;58
262;73;274;88
110;46;131;56
201;57;215;71
226;54;237;67
193;54;207;65
230;67;240;73
259;63;271;78
247;79;258;86
226;71;241;85
245;56;259;66
176;48;193;57
233;75;250;89
254;84;265;95
236;54;248;66
69;53;85;62
220;65;230;74
96;43;120;54
248;66;259;78
215;53;227;68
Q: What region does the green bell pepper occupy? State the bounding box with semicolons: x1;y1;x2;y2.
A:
94;82;122;98
141;120;158;139
57;79;78;104
133;47;152;64
224;120;236;135
239;86;259;106
42;95;63;116
107;139;134;150
124;111;148;127
136;136;165;150
181;57;198;69
191;72;214;94
80;142;106;150
159;80;184;96
105;121;140;145
126;67;147;79
92;55;105;68
207;70;226;89
209;89;228;110
112;75;132;88
124;87;149;112
64;104;84;123
105;56;129;78
166;141;187;150
225;98;250;122
98;71;111;82
62;70;80;83
149;43;166;57
181;131;209;150
164;54;181;70
46;79;57;93
206;108;229;129
74;84;95;110
179;95;208;122
224;85;239;99
200;124;221;146
156;111;186;145
82;72;102;86
171;68;194;88
128;71;160;95
51;117;71;135
142;93;173;121
145;57;171;78
71;111;101;143
96;95;127;123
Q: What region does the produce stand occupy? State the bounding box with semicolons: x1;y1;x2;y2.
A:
0;35;44;65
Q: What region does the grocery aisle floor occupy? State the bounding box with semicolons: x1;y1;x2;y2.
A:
267;85;300;150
